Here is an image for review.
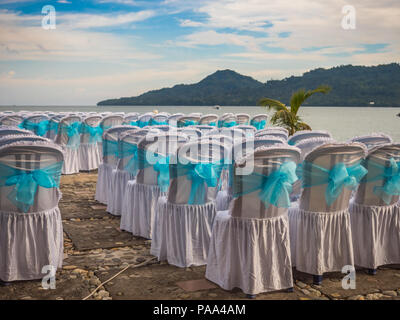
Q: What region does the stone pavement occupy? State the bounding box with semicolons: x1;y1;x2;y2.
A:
1;172;399;300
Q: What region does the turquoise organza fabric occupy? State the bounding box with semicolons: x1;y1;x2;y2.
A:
360;158;400;204
170;160;226;204
118;141;138;174
250;119;267;130
150;119;168;126
102;139;119;158
221;121;237;128
300;161;368;206
233;161;298;208
60;122;81;149
178;120;198;128
23;120;50;137
208;122;217;127
137;120;150;128
128;120;138;126
48;121;59;135
81;123;103;144
0;161;63;212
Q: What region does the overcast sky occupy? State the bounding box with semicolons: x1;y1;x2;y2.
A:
0;0;399;105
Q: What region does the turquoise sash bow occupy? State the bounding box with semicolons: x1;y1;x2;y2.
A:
233;161;298;208
150;119;168;126
251;119;267;130
24;120;50;136
128;121;138;126
61;122;81;149
208;122;217;127
0;161;63;212
301;161;368;206
81;123;103;144
153;155;171;192
362;158;400;204
138;120;150;128
103;139;119;158
178;120;197;128
119;141;138;174
171;161;225;204
48;121;59;134
222;121;237;128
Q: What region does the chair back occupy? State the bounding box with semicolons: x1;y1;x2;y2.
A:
100;115;124;131
0;141;64;213
236;113;250;125
199;114;218;126
47;116;61;140
0;126;32;137
255;130;288;141
178;128;202;141
231;146;300;218
135;133;188;186
236;125;256;138
218;114;237;128
0;135;49;148
137;114;153;128
219;127;246;142
0;115;24;127
300;143;367;212
22;115;50;137
55;116;82;149
349;133;393;150
232;136;286;161
150;114;169;126
81;116;102;144
288;130;331;146
177;115;201;127
250;114;268;130
355;144;400;206
123;113;139;125
167;113;184;126
168;140;230;204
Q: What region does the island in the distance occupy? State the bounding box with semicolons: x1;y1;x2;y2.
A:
97;63;400;107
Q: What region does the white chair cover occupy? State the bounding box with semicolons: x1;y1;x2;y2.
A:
255;130;288;141
0;141;64;282
0;115;24;127
122;133;188;238
348;133;393;150
167;113;184;127
349;143;400;269
151;140;229;267
287;130;332;146
206;145;300;295
0;126;32;137
199;114;218;126
55;115;82;175
98;115;124;155
289;142;367;276
236;113;250;125
79;115;102;171
107;128;150;216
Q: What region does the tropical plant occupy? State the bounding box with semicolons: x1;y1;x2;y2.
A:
258;85;331;135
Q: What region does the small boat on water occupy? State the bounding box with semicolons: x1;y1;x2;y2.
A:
213;105;221;110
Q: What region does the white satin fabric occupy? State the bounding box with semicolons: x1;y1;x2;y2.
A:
62;147;80;175
79;143;101;171
151;196;217;267
0;207;64;282
95;163;113;204
206;210;293;295
106;170;135;216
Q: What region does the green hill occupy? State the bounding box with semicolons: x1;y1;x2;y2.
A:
97;63;400;107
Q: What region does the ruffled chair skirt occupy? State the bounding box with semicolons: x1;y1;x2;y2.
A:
0;207;64;282
79;143;100;171
205;211;293;295
349;201;400;269
62;147;80;175
120;181;165;239
289;206;354;276
95;163;113;204
107;170;135;216
150;197;217;268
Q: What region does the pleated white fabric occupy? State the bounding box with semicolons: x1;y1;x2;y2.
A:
349;201;400;269
151;197;217;267
62;147;79;175
289;207;354;275
206;210;293;295
0;207;64;282
121;180;165;238
79;143;101;171
95;163;113;204
106;170;135;216
216;190;231;211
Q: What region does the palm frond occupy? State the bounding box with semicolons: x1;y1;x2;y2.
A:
258;98;288;112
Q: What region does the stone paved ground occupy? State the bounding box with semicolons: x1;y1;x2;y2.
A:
1;172;400;300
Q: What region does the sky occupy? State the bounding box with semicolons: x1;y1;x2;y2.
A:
0;0;399;105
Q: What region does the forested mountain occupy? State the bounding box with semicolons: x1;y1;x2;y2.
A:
98;63;400;107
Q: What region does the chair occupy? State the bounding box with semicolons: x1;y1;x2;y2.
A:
178;128;202;141
107;128;151;216
235;125;256;138
47;116;61;140
193;125;219;136
21;115;50;137
151;140;230;267
0;141;64;282
0;126;32;137
348;133;393;150
123;113;139;126
255;130;288;141
349;143;400;274
0;135;49;148
150;114;169;126
257;126;289;136
219;127;246;143
0;115;24;127
288;130;332;146
218;114;237;128
95;125;138;205
55;115;82;174
79;115;103;171
167;113;184;127
236;113;250;125
290;136;335;201
250;114;268;130
137;114;153;128
98;115;124;155
122;132;188;238
206;145;300;296
289;142;367;284
177;115;201;128
199;114;218;126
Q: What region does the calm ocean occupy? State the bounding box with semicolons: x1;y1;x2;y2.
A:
1;106;398;142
